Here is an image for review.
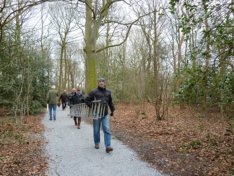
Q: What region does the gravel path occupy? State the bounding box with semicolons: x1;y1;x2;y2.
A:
43;107;164;176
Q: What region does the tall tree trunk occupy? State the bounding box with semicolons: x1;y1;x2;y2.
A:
176;27;184;92
85;48;97;92
103;20;110;80
64;45;67;89
58;44;64;93
152;9;161;120
84;0;97;92
203;1;211;110
14;0;23;117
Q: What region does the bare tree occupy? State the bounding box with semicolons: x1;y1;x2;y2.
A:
49;2;76;92
133;0;169;120
0;0;52;44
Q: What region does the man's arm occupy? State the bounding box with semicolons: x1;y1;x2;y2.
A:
108;94;115;115
85;91;94;107
69;94;74;106
81;94;85;103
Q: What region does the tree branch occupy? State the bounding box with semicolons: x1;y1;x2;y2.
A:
100;0;122;16
0;0;7;14
95;11;157;53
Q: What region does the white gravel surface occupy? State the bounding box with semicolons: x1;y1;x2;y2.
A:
43;107;164;176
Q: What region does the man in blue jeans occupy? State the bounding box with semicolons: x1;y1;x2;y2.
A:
46;85;59;121
85;78;115;153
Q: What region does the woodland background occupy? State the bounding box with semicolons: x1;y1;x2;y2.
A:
0;0;233;175
0;0;233;119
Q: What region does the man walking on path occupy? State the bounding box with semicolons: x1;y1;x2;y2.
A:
85;78;115;153
59;90;68;110
43;108;163;176
69;87;85;129
46;85;59;121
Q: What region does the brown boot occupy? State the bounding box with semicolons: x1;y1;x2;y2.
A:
95;144;99;149
106;147;113;153
74;117;77;126
77;117;81;129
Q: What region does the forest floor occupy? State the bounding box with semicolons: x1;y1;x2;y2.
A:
110;103;234;176
0;113;47;176
0;104;233;176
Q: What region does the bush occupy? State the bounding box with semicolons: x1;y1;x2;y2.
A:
29;100;44;115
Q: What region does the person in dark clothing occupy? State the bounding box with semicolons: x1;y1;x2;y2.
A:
59;90;68;110
69;87;85;129
85;78;115;153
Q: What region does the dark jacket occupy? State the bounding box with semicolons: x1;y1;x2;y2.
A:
59;92;68;102
69;92;85;105
85;86;115;116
